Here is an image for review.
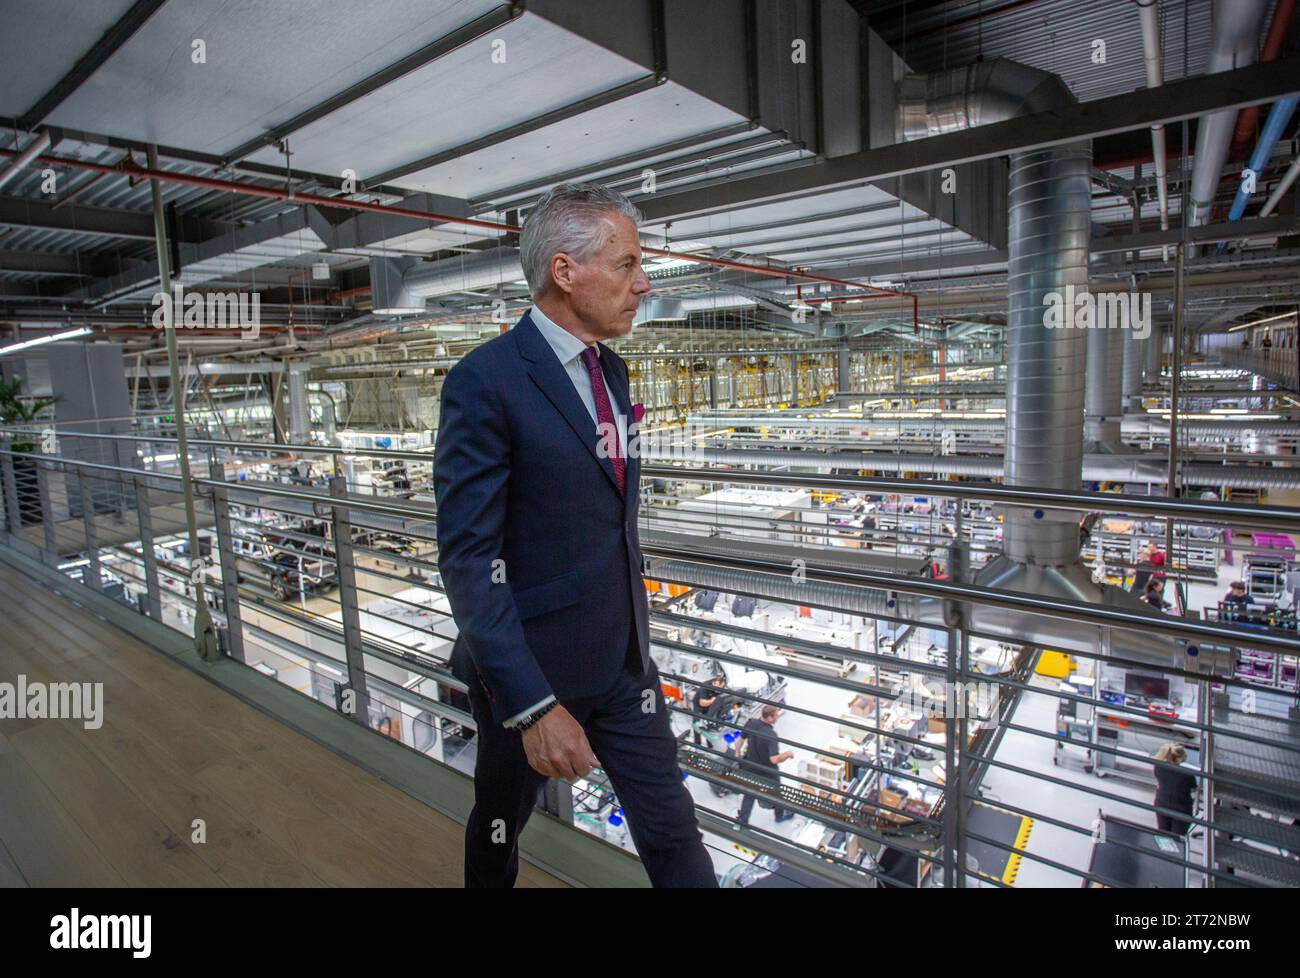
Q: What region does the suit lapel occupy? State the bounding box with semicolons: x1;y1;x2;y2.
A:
515;313;621;495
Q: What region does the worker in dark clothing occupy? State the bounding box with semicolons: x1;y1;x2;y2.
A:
691;674;726;746
1141;577;1170;611
1223;581;1250;607
1152;743;1197;835
1129;542;1165;593
738;704;794;825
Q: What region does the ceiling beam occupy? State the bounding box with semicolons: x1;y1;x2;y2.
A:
638;56;1300;224
1091;215;1300;254
17;0;169;130
0;194;233;242
0;119;413;200
0;248;117;277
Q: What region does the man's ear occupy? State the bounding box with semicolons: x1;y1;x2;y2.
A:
549;253;575;295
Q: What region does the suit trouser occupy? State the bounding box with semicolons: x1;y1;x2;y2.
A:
737;779;788;824
463;641;718;888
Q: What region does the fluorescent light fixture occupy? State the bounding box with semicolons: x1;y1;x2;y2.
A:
1228;310;1298;332
0;327;91;356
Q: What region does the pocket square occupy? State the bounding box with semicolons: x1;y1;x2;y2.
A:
632;402;645;423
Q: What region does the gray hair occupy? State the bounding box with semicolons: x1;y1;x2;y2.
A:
519;183;643;294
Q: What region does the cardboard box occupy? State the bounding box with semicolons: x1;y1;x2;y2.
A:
848;693;879;717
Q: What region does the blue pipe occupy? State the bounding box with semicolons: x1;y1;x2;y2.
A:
1217;96;1299;252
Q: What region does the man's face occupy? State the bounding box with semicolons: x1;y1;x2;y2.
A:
559;213;651;341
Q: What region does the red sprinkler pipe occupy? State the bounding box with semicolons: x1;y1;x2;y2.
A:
3;147;921;331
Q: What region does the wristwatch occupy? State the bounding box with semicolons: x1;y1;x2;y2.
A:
516;700;558;732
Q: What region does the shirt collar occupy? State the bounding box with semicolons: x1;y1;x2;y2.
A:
529;304;596;366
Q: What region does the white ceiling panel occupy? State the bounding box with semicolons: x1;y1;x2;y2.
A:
43;0;503;154
0;0;139;117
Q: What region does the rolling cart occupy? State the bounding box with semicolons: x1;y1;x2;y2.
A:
1054;676;1095;771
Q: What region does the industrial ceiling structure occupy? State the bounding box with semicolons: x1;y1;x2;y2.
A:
1;0;1293;369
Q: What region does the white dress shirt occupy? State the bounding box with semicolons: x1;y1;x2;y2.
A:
501;305;630;729
528;303;628;455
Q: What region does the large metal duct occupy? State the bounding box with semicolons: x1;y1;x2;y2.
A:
1146;323;1163;381
0;131;51;192
1188;0;1271;230
287;366;310;442
368;247;524;313
1084;321;1126;452
1122;324;1145;413
898;59;1091;566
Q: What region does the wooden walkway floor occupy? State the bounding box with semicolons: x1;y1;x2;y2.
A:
0;562;566;888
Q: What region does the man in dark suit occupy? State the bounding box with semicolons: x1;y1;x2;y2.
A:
433;183;717;888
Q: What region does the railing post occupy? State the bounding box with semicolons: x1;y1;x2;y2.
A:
944;500;969;887
135;475;163;621
329;474;371;726
208;462;246;663
943;625;958;886
0;448;20;535
35;458;57;564
79;471;101;591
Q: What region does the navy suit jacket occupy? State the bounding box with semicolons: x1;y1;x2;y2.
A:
433;311;649;726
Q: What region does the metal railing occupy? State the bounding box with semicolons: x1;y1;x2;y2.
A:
2;425;1298;888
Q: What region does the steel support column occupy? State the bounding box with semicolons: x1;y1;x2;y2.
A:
329;475;371;726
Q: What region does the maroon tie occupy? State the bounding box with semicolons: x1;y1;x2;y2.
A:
580;346;625;495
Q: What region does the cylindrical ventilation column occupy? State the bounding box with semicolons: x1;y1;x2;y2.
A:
1122;322;1145;412
1084;313;1126;450
897;59;1094;567
1146;322;1163;382
287;365;310;441
1003;142;1093;562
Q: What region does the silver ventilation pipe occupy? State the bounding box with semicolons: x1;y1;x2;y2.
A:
404;245;523;298
1122;324;1146;413
1136;0;1171;254
1146;322;1164;381
368;247;524;313
898;59;1091;566
0;130;51;192
1188;0;1271;231
1084;321;1127;452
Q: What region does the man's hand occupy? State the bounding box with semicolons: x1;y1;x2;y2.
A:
520;704;600;780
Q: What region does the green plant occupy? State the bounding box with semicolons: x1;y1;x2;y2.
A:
0;377;56;454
